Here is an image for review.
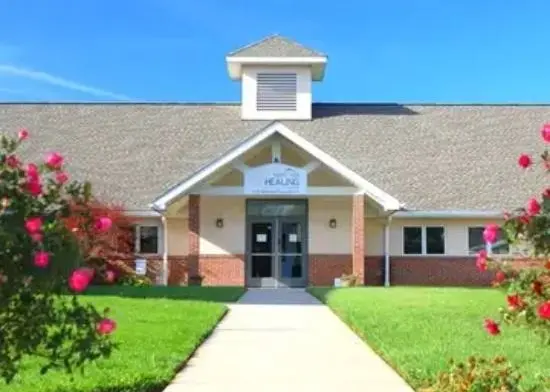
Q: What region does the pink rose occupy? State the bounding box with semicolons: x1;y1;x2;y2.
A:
55;171;69;185
26;163;39;181
45;152;64;170
24;217;43;234
518;154;533;169
476;250;488;272
5;155;19;168
527;198;542;216
94;217;112;233
104;269;116;283
96;318;116;335
68;268;93;293
18;128;29;141
25;179;42;196
483;224;499;244
542;123;550;143
34;251;49;268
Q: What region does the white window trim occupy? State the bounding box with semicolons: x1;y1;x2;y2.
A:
135;223;164;256
467;226;510;257
402;225;446;256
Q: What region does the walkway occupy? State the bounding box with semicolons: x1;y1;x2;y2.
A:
164;289;414;392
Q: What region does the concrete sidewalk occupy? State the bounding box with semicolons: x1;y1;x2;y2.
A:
164;289;414;392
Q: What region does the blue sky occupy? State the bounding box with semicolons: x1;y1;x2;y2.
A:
0;0;549;103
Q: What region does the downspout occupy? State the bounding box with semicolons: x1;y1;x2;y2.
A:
384;210;399;287
161;215;169;286
151;205;169;286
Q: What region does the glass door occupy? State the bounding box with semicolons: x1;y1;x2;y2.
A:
247;220;276;287
277;219;305;287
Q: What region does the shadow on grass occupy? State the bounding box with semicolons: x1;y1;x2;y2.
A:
85;285;246;303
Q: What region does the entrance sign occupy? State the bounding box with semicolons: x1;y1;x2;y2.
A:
244;163;307;195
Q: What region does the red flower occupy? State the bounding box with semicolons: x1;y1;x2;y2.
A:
545;261;550;270
484;319;501;336
507;294;524;311
542;123;550;143
96;318;116;335
503;212;511;221
104;269;117;283
532;280;544;296
495;270;506;283
26;163;39;181
519;214;531;225
24;217;43;234
544;188;550;199
94;217;112;233
68;268;94;293
25;179;42;196
518;154;533;168
5;155;19;168
483;224;499;244
45;152;64;170
55;171;69;185
33;251;49;268
30;233;43;243
476;250;488;272
526;198;542;216
538;301;550;320
18;128;29;141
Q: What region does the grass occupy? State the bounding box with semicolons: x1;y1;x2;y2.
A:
2;286;246;392
308;287;550;390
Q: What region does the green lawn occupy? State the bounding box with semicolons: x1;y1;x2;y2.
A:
2;286;246;392
308;287;550;390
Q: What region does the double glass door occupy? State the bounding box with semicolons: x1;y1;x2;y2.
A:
248;218;305;288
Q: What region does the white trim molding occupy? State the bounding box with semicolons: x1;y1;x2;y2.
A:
151;122;404;211
195;185;359;196
394;210;504;219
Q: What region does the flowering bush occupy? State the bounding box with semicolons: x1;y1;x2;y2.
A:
0;129;116;383
480;123;550;342
419;356;524;392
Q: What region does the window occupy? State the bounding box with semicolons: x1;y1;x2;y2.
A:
403;227;422;254
403;226;445;255
136;225;159;254
426;227;445;254
468;227;509;255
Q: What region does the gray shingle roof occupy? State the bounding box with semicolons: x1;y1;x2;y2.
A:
227;34;325;58
0;103;547;211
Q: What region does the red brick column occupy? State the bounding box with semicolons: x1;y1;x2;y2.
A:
352;195;365;284
188;195;200;279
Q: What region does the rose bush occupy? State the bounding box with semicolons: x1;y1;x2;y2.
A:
0;129;116;383
480;122;550;343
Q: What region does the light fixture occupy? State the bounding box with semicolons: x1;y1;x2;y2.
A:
329;218;337;229
215;218;224;228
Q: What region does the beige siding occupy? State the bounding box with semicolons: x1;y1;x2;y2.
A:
167;218;188;255
365;218;385;255
308;166;351;186
199;196;246;254
308;197;351;254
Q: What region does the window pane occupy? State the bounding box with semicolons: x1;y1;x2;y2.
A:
468;227;485;254
139;226;159;254
426;227;445;254
492;232;510;254
403;227;422;254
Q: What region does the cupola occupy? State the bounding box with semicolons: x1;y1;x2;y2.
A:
226;34;327;120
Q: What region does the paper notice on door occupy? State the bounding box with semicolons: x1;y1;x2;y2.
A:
256;234;267;243
289;234;298;243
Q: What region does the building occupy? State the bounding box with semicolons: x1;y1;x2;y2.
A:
4;34;546;287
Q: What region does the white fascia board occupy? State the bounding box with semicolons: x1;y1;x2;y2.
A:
151;121;403;211
393;210;504;219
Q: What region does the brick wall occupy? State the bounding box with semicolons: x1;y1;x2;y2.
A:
308;254;352;286
352;195;365;283
365;256;385;286
390;256;494;286
199;255;245;286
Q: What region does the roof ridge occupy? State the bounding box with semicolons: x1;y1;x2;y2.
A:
227;34;280;56
227;34;325;57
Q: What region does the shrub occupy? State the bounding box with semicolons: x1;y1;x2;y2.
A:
0;129;116;383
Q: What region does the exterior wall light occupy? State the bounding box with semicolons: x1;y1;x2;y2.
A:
216;218;224;228
329;218;337;229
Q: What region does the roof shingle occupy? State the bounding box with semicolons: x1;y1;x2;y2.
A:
227;34;325;58
0;103;546;211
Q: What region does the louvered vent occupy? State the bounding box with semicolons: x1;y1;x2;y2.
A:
256;73;297;111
